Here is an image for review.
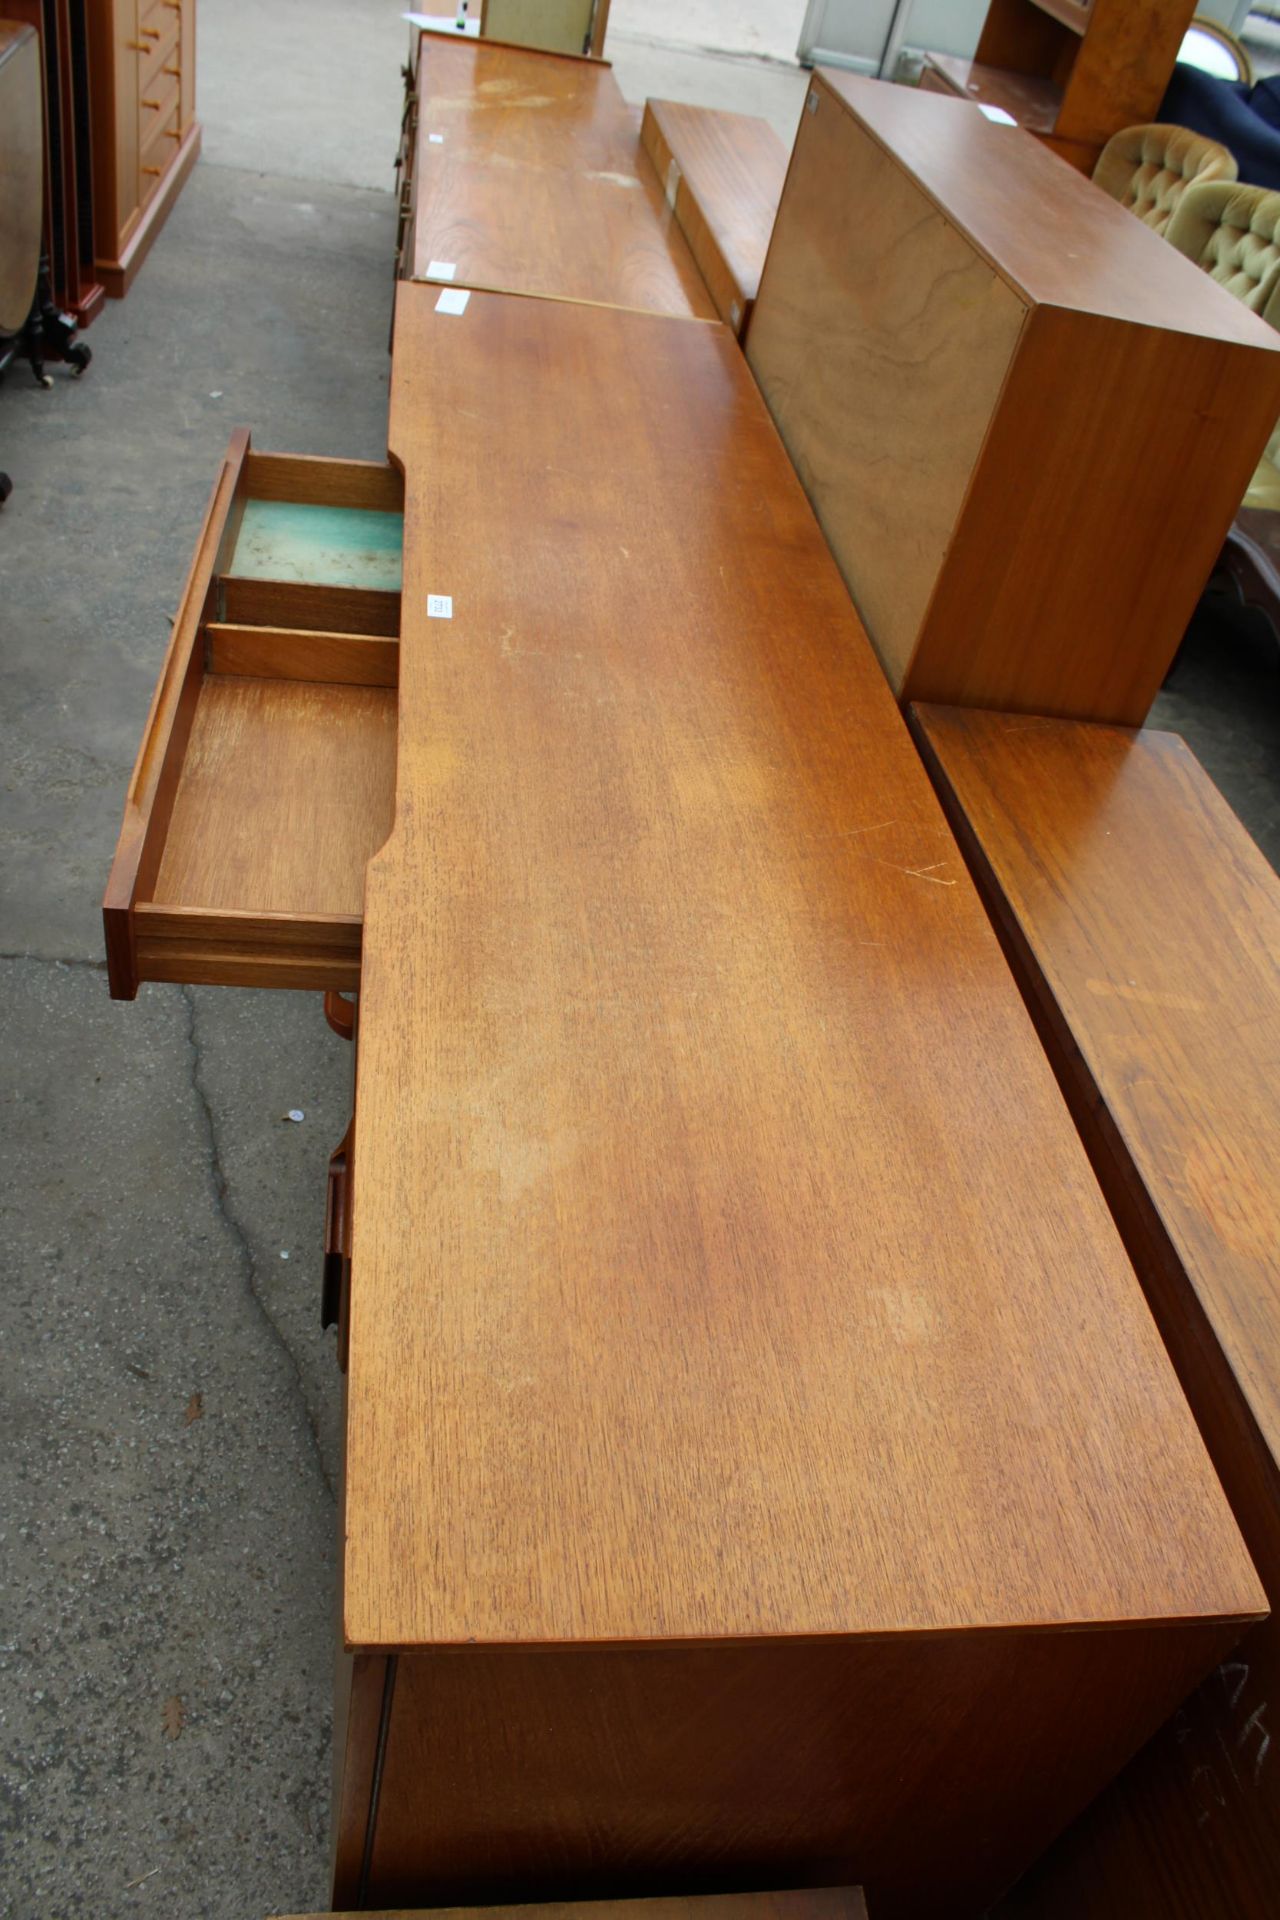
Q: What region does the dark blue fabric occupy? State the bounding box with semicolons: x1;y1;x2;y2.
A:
1158;65;1280;190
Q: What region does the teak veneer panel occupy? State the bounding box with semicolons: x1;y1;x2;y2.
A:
746;70;1280;725
912;707;1280;1920
640;99;789;334
150;678;396;918
407;34;715;318
334;282;1261;1915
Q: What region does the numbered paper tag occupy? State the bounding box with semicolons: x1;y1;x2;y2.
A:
435;287;470;315
428;132;444;143
978;104;1017;125
428;594;453;619
426;259;456;280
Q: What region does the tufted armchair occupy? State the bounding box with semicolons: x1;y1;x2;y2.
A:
1092;123;1237;236
1208;237;1280;650
1164;179;1280;311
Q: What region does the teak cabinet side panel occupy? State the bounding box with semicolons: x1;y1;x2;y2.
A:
746;79;1025;689
908;307;1280;723
350;1630;1249;1919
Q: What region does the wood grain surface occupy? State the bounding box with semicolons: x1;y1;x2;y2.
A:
206;625;399;688
745;79;1026;686
794;70;1277;337
350;281;1259;1653
640;99;788;333
746;71;1280;724
408;35;715;317
364;1630;1255;1916
286;1892;867;1920
919;55;1062;134
150;678;396;917
913;705;1280;1919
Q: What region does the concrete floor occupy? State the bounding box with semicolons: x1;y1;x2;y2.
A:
1;4;1278;1918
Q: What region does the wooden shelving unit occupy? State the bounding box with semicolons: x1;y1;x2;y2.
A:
920;0;1198;173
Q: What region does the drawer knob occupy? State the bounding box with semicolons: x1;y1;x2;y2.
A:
142;96;160;107
140;25;160;37
141;165;162;175
163;63;180;74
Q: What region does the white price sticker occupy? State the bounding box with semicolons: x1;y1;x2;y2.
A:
428;132;444;143
426;259;456;280
428;594;453;619
435;287;470;315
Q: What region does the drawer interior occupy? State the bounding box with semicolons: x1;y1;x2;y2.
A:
104;431;403;998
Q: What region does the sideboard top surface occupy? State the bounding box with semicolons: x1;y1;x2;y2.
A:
341;281;1259;1653
409;34;717;318
811;68;1280;347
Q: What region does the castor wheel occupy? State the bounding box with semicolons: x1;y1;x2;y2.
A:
68;342;91;376
0;473;12;506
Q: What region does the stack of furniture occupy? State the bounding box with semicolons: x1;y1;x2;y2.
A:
104;33;1280;1920
919;0;1201;173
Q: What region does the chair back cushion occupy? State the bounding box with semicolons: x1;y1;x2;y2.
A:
1165;179;1280;309
1092;122;1237;234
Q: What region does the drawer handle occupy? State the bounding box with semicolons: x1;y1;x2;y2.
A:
142;96;161;107
141;165;162;175
163;63;180;74
163;127;181;138
140;25;160;37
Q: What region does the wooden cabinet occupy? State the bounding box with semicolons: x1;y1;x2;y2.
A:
745;71;1280;727
325;280;1262;1917
0;0;106;326
85;0;200;297
920;0;1199;174
912;709;1280;1920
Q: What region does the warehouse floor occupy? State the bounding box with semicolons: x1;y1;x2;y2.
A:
1;5;1278;1918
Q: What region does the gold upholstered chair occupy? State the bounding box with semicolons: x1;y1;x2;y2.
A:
1164;179;1280;311
1092;123;1237;235
1207;238;1280;645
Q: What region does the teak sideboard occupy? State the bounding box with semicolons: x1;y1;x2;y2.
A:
107;276;1263;1915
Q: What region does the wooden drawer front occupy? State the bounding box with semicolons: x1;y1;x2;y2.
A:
139;103;181;196
136;6;180;91
139;74;180;155
103;432;404;999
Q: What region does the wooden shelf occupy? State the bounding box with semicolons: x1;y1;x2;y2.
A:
1029;0;1091;35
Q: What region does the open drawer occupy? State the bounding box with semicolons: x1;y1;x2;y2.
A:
104;430;402;999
